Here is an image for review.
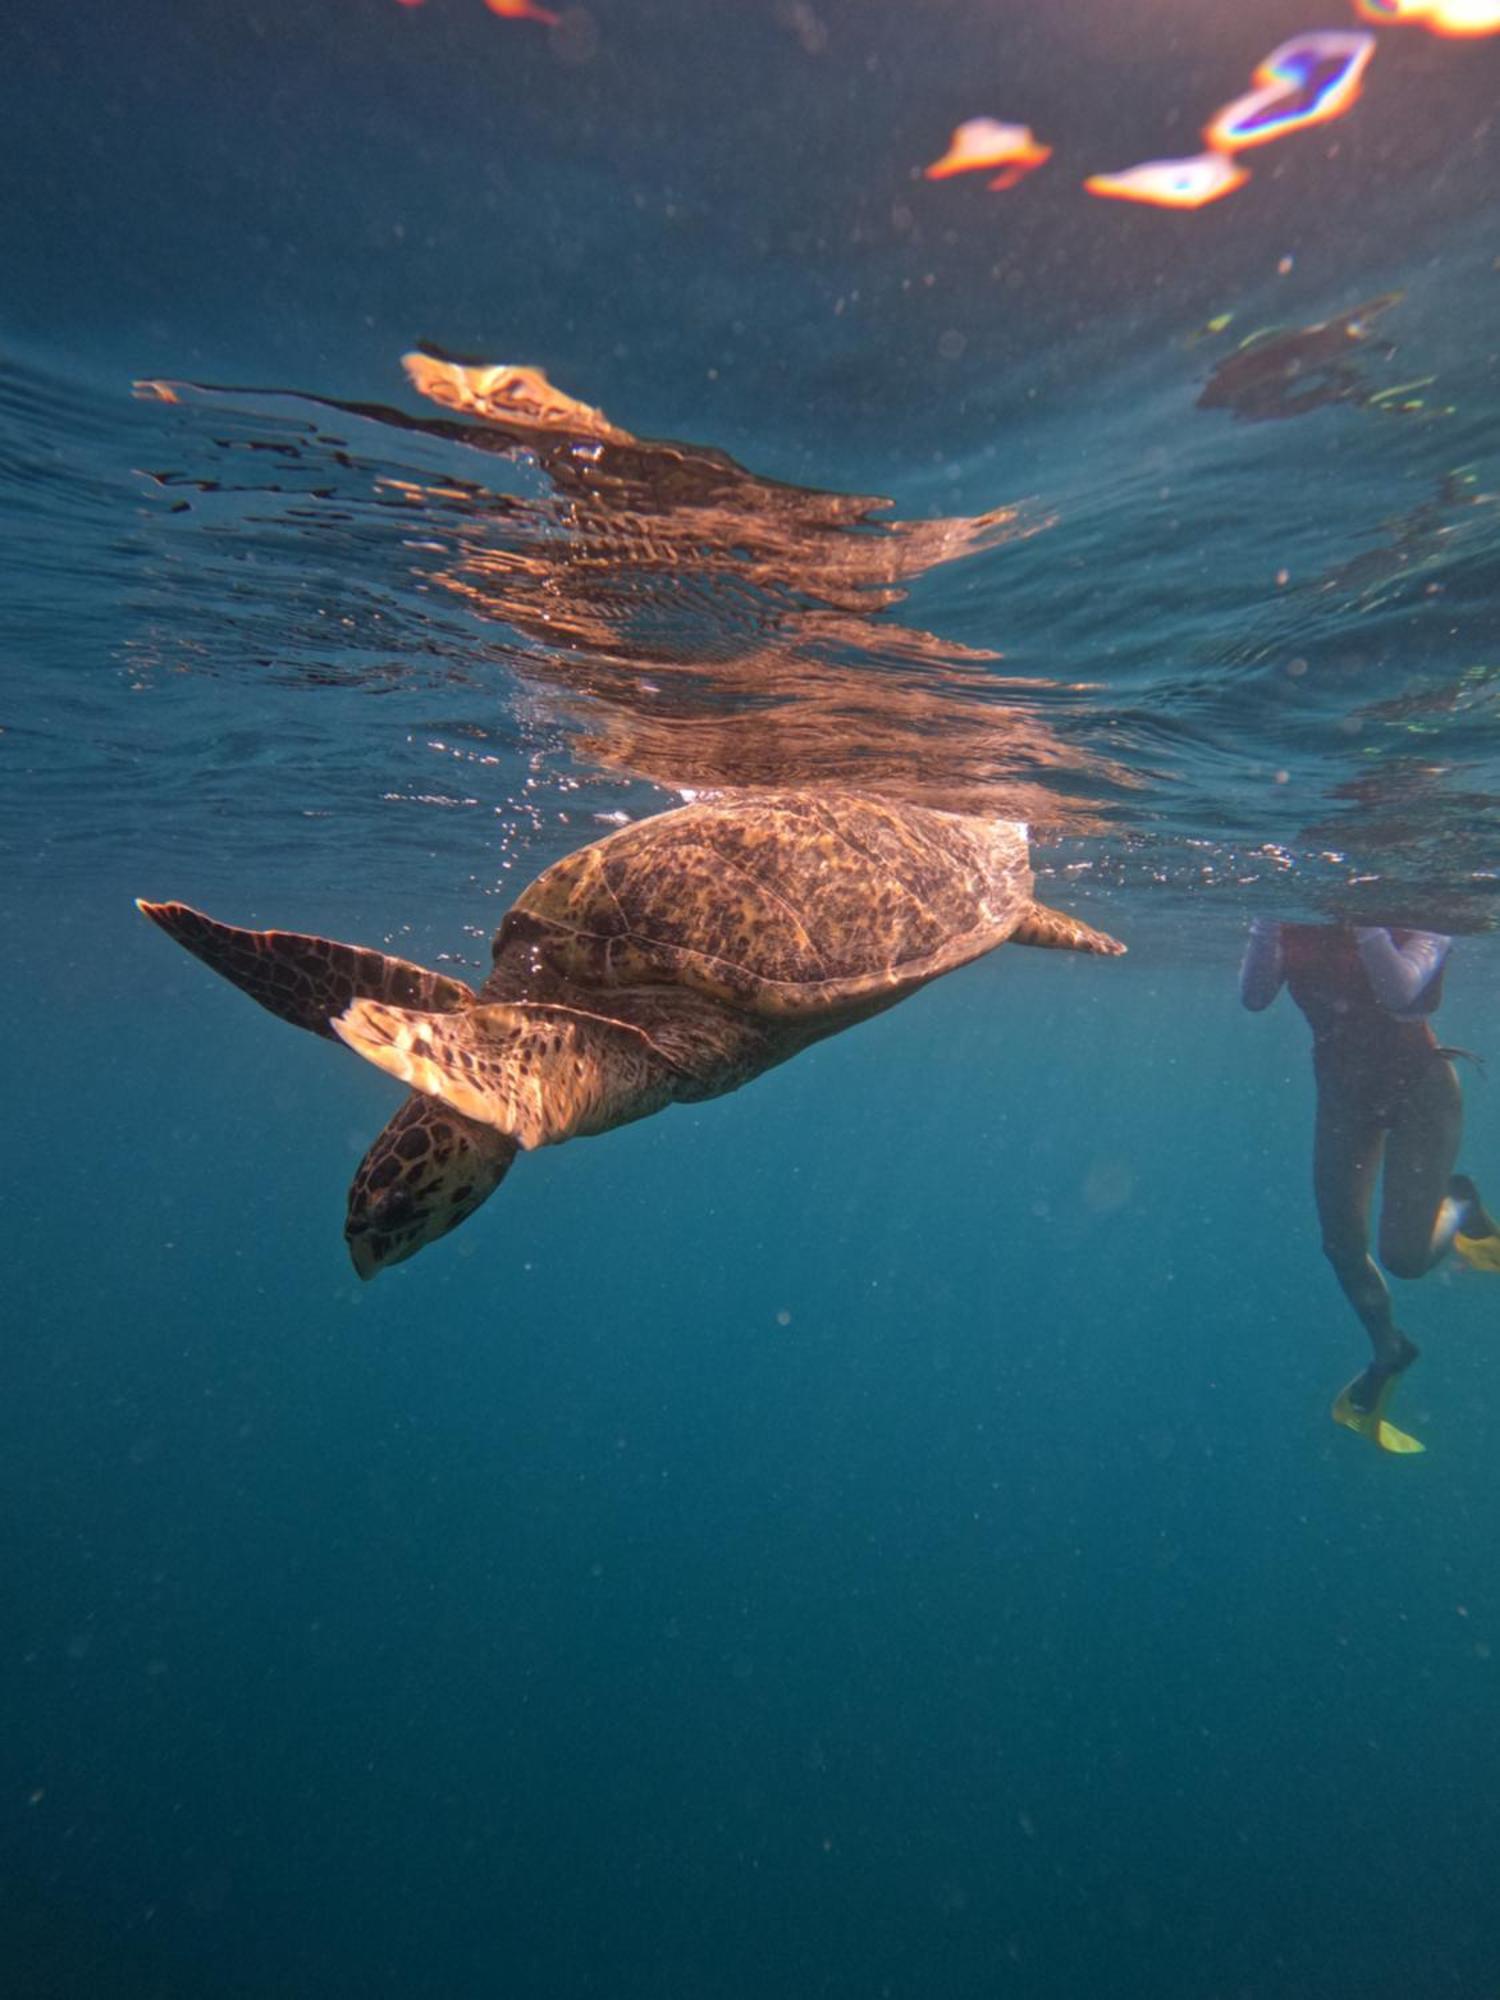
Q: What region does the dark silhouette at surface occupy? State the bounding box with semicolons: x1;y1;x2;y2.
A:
1196;294;1400;424
1241;918;1500;1452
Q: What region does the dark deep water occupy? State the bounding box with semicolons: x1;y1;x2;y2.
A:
6;3;1500;1995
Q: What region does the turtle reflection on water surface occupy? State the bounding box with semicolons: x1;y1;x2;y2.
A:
140;788;1124;1275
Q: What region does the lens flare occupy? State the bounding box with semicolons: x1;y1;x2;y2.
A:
1432;0;1500;26
1205;32;1376;150
924;119;1053;189
1356;0;1500;30
1084;152;1249;209
395;0;560;16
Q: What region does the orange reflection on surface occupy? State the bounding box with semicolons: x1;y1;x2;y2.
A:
388;353;1117;827
924;119;1052;190
1356;0;1500;31
483;0;560;20
403;354;630;442
1084;152;1249;209
1205;32;1375;150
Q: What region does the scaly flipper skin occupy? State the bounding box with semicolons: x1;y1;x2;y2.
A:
333;998;682;1149
138;899;497;1278
1010;901;1126;957
135;901;476;1036
345;1095;518;1278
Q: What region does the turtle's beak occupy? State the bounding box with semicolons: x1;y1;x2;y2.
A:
342;1198;428;1281
346;1228;384;1282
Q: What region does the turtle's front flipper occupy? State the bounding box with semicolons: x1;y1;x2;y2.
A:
334;997;680;1150
137;901;475;1038
345;1095;517;1279
1012;901;1126;958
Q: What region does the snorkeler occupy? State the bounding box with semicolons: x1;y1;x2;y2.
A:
1240;919;1500;1453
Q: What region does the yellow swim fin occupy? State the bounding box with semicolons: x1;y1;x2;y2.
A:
1454;1228;1500;1274
1331;1373;1425;1455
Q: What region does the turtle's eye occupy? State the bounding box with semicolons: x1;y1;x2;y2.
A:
368;1185;418;1231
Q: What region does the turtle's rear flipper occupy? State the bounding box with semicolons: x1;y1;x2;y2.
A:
137;900;475;1038
1012;901;1126;958
334;997;676;1150
345;1094;517;1280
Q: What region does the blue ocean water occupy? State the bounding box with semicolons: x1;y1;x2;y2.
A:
6;2;1500;1995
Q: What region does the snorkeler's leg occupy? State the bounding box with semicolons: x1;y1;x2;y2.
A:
1313;1084;1410;1382
1311;1073;1423;1449
1380;1058;1465;1279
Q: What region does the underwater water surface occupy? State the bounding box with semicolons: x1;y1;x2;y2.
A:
5;2;1500;1995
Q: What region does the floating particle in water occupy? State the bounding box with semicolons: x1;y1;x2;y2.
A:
1205;32;1376;151
1082;1157;1135;1214
1084;152;1249;209
1185;311;1236;346
924;119;1052;190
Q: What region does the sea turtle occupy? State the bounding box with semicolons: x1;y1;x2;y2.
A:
139;788;1124;1276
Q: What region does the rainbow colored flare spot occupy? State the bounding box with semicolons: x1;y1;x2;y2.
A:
1205;32;1375;151
1084;152;1250;210
924;119;1053;189
1434;0;1500;26
1357;0;1500;28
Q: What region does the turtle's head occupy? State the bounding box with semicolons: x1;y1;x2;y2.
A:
345;1097;518;1278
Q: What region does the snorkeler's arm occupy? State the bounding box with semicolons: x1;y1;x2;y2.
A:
1239;917;1285;1011
1355;929;1451;1014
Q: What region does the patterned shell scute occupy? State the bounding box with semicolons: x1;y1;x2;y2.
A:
507;790;1033;1016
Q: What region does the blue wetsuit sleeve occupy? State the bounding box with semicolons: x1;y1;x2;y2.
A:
1355;929;1450;1015
1239;918;1285;1011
